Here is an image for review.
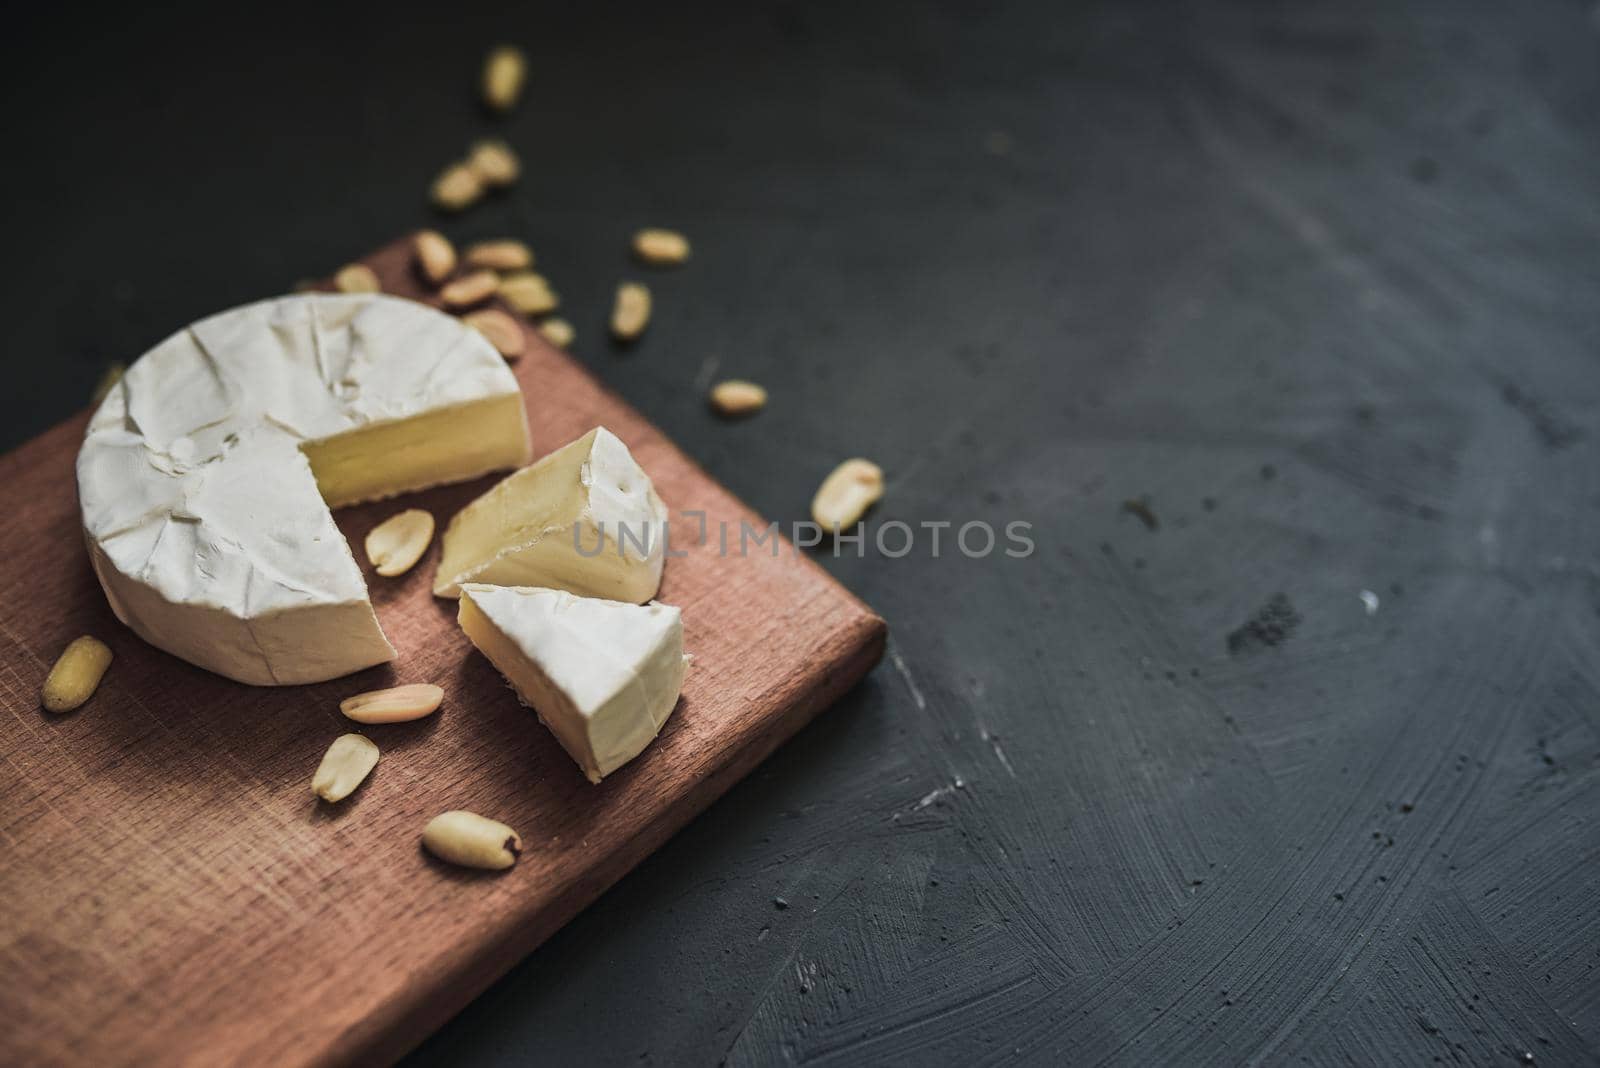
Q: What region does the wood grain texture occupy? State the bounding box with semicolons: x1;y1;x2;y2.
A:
0;236;885;1068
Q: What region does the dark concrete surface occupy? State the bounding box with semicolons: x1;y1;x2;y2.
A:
5;1;1599;1063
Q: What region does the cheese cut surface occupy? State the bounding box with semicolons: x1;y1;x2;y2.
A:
434;427;668;601
77;293;532;686
458;584;687;783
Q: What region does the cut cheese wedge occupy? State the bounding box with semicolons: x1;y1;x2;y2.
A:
77;293;532;685
434;427;668;601
458;584;687;782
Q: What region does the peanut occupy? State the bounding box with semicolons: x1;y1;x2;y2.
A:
431;162;483;212
422;811;522;870
709;380;767;417
465;239;533;271
41;636;113;713
632;228;691;265
334;263;380;294
464;308;527;360
498;271;558;316
610;282;651;340
539;317;575;349
339;683;445;724
440;270;499;309
312;734;379;803
482;46;526;113
413;230;457;285
365;508;435;577
811;459;885;531
467;140;520;187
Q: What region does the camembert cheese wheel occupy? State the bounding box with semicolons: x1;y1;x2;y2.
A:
77;293;531;685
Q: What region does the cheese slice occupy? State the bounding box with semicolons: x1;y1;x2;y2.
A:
77;293;532;685
434;427;668;602
458;584;687;782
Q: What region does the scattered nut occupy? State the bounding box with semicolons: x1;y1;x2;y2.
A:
539;318;575;349
464;308;527;360
482;46;527;113
365;508;435;577
709;380;767;417
632;228;691;266
90;363;125;406
312;734;379;803
498;271;558;315
413;230;457;285
334;263;380;294
466;140;520;187
611;282;652;340
440;270;500;309
340;683;445;724
432;162;484;212
41;636;113;713
465;239;533;271
811;459;885;531
422;810;522;870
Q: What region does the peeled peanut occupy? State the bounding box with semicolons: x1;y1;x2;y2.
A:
432;163;483;212
334;263;380;294
422;811;522;870
413;230;457;285
539;318;575;349
464;308;527;359
340;683;444;724
440;270;499;309
312;734;379;803
811;459;885;531
41;636;113;713
465;239;533;271
632;228;691;265
467;140;520;187
482;46;526;113
365;508;435;577
610;282;651;340
498;271;558;316
709;380;767;417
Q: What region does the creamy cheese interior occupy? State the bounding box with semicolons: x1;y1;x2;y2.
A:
304;393;530;507
434;427;667;601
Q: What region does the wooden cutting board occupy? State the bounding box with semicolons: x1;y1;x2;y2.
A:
0;237;886;1067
